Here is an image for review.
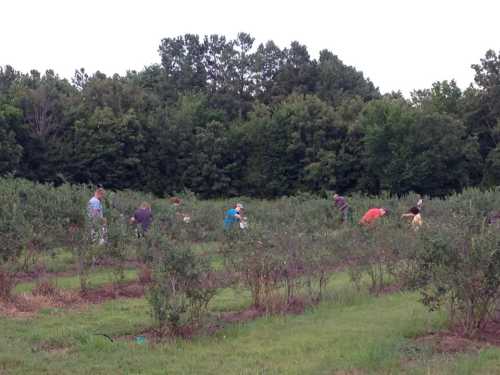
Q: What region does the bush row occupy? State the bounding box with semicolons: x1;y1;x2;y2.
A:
1;177;500;336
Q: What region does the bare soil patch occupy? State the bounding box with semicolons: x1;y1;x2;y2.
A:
0;291;83;318
371;283;402;296
415;318;500;354
220;296;312;323
0;280;146;318
79;281;145;303
415;332;483;354
220;306;264;323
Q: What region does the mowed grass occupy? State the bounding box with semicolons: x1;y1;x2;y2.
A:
3;271;500;374
15;269;139;294
14;241;222;294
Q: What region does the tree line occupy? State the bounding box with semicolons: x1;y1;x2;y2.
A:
1;33;500;198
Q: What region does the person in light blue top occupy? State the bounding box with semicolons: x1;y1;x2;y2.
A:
87;188;107;244
88;193;104;219
224;203;243;230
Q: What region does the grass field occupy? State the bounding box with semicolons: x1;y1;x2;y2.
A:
2;264;500;374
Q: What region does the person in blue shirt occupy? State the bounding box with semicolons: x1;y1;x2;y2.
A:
88;188;105;220
224;203;244;230
87;188;107;244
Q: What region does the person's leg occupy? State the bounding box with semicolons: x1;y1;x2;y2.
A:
341;209;348;223
98;225;107;245
346;208;354;225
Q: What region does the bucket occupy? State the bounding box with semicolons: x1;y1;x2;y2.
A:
135;335;146;345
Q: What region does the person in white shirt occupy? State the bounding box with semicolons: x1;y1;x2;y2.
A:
417;196;423;211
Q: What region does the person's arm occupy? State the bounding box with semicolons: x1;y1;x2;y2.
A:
401;213;414;218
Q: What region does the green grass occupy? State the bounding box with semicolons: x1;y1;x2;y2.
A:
14;242;222;295
40;249;75;273
3;271;500;374
15;268;139;294
191;241;225;271
17;248;75;274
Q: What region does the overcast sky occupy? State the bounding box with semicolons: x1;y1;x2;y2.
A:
1;0;499;95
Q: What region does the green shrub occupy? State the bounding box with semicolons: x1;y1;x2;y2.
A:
417;215;500;335
146;232;216;336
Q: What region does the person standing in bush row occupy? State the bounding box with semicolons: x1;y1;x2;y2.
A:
87;188;107;244
223;203;244;230
333;193;352;224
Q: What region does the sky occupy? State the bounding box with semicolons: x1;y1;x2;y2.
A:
1;0;499;96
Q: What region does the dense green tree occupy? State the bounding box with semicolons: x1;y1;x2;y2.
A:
317;50;379;107
8;70;76;182
411;80;462;116
245;94;346;196
159;34;207;100
468;50;500;186
182;121;233;196
333;97;369;193
0;38;497;198
67;107;148;189
0;65;19;96
274;42;317;99
254;41;285;104
0;104;23;175
362;99;478;196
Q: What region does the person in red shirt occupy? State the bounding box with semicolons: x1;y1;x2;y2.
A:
359;208;389;225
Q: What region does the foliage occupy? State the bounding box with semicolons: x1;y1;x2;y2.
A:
361;98;478;196
146;233;216;335
417;217;500;336
3;177;500;336
2;39;498;198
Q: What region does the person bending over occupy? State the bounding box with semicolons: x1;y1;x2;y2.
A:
130;202;153;237
359;207;389;225
224;203;244;230
401;206;422;231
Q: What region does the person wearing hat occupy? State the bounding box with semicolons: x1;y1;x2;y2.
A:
224;203;244;230
359;207;389;225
